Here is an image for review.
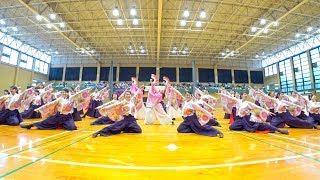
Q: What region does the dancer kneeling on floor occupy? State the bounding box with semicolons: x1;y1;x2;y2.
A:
92;91;142;138
177;92;224;138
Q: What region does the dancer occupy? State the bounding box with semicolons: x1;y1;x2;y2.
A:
164;76;183;120
92;91;142;137
144;74;174;125
229;100;289;134
91;92;120;125
177;91;224;138
0;86;27;125
20;88;91;130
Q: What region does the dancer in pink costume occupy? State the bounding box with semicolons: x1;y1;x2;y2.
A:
131;77;146;119
145;74;174;125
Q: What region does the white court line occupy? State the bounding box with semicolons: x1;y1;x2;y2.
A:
10;152;320;170
268;133;320;148
0;131;70;153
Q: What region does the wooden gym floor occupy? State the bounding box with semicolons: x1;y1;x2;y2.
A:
0;109;320;179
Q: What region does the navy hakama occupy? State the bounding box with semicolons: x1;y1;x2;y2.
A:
0;109;23;125
224;113;230;119
84;100;103;118
271;111;316;129
229;115;279;133
307;113;320;126
33;113;76;130
21;102;42;119
177;114;222;137
255;100;261;106
94;115;141;136
266;109;275;123
72;108;82;121
231;107;237;119
205;118;221;126
91;116;115;125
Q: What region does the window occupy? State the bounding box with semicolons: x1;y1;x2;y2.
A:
264;64;277;77
262;34;320;67
279;59;293;93
0;34;51;73
293;53;311;91
310;47;320;89
1;46;18;65
33;59;48;74
19;54;33;70
34;59;40;72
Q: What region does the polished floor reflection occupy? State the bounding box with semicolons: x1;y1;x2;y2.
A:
0;110;320;179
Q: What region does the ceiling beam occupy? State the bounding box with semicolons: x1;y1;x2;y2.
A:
16;0;100;64
235;0;310;53
156;0;163;64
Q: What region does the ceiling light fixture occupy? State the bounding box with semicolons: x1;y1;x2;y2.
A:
112;7;120;17
49;13;56;20
195;21;201;27
117;18;123;25
12;27;18;31
130;7;137;16
36;15;42;21
180;19;186;26
273;21;279;27
199;9;206;19
183;9;190;18
295;33;300;38
251;27;257;32
133;19;139;25
263;28;269;34
260;18;266;25
0;19;5;25
59;22;65;28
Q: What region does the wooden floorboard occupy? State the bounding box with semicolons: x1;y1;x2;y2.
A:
1;109;320;179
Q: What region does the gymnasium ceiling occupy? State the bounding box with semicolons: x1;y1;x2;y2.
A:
1;0;320;68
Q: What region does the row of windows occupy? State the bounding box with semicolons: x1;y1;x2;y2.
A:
268;46;320;93
264;64;277;77
262;34;320;67
0;32;51;63
0;44;49;74
49;67;264;84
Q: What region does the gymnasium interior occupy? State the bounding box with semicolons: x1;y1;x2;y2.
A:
0;0;320;179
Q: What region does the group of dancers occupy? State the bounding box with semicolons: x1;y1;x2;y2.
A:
0;74;319;139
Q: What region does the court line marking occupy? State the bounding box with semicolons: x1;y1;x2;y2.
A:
0;133;92;178
268;133;320;148
231;131;320;162
0;131;70;154
8;152;320;170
